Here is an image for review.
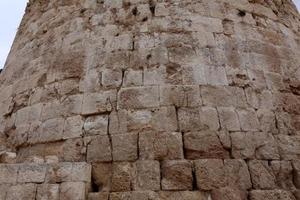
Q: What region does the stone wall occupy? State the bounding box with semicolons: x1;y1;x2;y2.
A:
0;0;300;199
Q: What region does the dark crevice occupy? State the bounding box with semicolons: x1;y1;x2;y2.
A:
149;0;156;16
238;10;246;17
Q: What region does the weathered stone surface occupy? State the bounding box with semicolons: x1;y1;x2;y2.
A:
211;187;248;200
84;115;108;136
218;107;240;131
249;190;296;200
36;184;59;200
110;191;159;200
159;191;208;200
161;160;193;191
112;133;138;161
88;192;109;200
195;159;226;190
18;163;47;183
134;160;160;191
248;160;276;189
111;162;135;192
184;131;229;159
0;164;18;184
6;184;37;200
60;182;86;200
87;135;112;162
92;163;112;192
139;131;183;160
63;115;84;139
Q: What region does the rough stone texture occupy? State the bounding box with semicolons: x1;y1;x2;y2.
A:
0;0;299;199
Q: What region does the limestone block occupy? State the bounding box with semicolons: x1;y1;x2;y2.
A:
122;107;178;133
118;86;159;109
245;88;274;110
139;131;184;160
161;160;193;191
112;133;138;161
102;69;122;88
36;184;59;200
248;160;276;189
211;187;248;200
224;159;252;190
82;90;117;115
236;109;260;131
249;190;296;200
0;151;16;164
41;100;62;121
159;85;201;107
218;107;241;131
195;159;227;190
88;192;109;200
61;94;83;117
110;191;159;200
92;163;112;192
123;70;143;87
40;118;65;143
231;132;279;159
60;182;86;200
257;109;277;133
159;191;208;200
105;34;133;52
62;138;85;162
247;69;268;90
201;86;247;108
184;131;229;159
191;16;223;33
205;66;228;86
134;160;160;191
265;72;285;91
111;162;135;192
0;164;18;184
87;135;112;162
276;135;300;160
63;115;83;139
271;161;294;190
84;115;108;136
199;107;220;131
6;183;37;200
18;163;47;183
0;184;9;200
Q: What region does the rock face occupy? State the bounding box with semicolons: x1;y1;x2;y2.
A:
0;0;299;199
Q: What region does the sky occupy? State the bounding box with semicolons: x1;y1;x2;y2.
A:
0;1;299;69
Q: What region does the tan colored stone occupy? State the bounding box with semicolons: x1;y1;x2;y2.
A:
211;187;248;200
111;162;135;192
110;191;159;200
139;131;184;160
249;190;296;200
63;115;83;139
248;160;276;189
161;160;193;191
84;115;108;136
159;191;208;200
18;163;47;183
112;133;138;161
92;163;112;192
36;184;59;200
87;135;112;162
218;107;241;131
60;182;86;200
88;192;109;200
134;160;160;191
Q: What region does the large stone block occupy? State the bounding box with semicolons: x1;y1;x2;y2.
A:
161;160;193;191
36;184;59;200
63;115;84;139
6;184;37;200
248;160;276;189
211;187;248;200
87;135;112;162
236;109;260;131
60;182;86;200
184;131;229;159
82;90;117;116
0;164;18;184
110;191;159;200
118;86;159;109
84;115;108;136
159;191;208;200
111;133;138;161
111;162;135;192
195;159;226;190
249;190;296;200
18;163;47;183
134;160;160;191
92;163;112;192
139;131;184;160
218;107;240;131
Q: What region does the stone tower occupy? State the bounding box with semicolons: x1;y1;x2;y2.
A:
0;0;300;199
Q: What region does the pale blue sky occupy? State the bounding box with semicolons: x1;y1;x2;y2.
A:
0;1;299;69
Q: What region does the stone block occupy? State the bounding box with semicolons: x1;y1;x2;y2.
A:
0;184;9;200
36;184;59;200
276;135;300;160
271;161;294;190
87;135;112;162
0;164;18;184
159;191;208;200
139;131;184;160
84;115;108;136
123;70;143;87
205;66;228;86
134;160;160;191
199;107;220;131
41;118;65;143
201;86;246;108
92;163;112;192
159;85;201;107
82;90;117;116
257;109;277;134
18;163;47;183
248;160;276;189
236;109;260;131
6;184;37;200
195;159;226;190
118;86;159;109
112;133;138;161
101;69;122;88
249;190;295;200
184;131;229;159
218;107;240;131
105;34;133;51
61;94;83;117
111;162;135;192
63;115;83;139
224;159;252;190
60;182;86;200
161;160;193;191
62;138;85;162
245;88;274;110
